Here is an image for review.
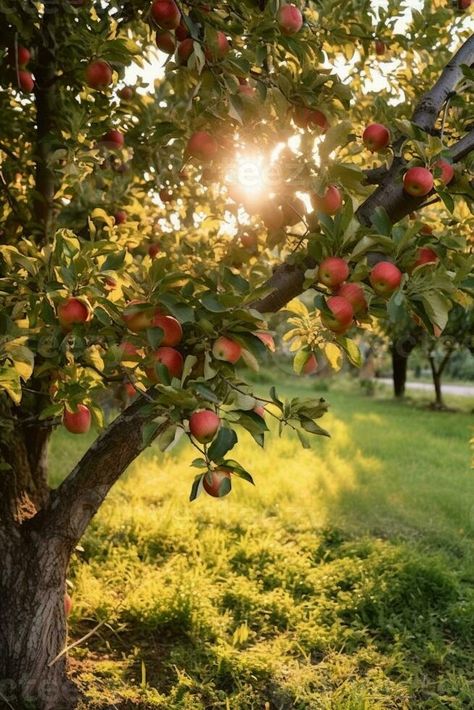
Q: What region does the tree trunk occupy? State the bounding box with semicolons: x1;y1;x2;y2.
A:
429;356;445;409
0;528;75;709
391;345;409;398
391;331;421;399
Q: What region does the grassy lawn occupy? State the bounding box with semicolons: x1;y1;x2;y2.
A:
49;377;474;709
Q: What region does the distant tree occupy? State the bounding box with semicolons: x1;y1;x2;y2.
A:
422;305;474;408
0;1;473;707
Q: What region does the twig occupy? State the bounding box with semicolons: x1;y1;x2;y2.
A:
48;619;107;667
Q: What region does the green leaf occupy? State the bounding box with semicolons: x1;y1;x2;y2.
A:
142;421;161;448
193;383;220;403
221;459;255;485
191;458;208;469
269;386;283;409
146;327;164;350
208;427;238;461
371;207;392;236
101;250;126;272
0;366;22;404
189;474;204;502
421;291;451;331
324;343;342;371
293;349;311;375
338;337;362;368
300;417;330;437
296;429;311;449
200;293;227;312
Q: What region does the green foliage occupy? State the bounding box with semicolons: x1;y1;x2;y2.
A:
0;0;473;494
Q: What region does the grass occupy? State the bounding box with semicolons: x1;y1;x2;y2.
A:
48;375;474;709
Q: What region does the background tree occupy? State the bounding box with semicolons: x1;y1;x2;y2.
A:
422;304;474;408
0;1;473;707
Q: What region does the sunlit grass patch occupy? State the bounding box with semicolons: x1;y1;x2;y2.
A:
48;380;474;709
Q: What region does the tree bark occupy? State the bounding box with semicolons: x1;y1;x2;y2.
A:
0;528;75;710
428;356;445;408
392;345;409;398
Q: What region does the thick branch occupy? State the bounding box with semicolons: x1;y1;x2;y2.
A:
36;398;167;546
412;35;474;132
252;261;313;313
33;1;58;240
449;128;474;162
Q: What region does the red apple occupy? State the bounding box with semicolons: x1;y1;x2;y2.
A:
148;243;161;258
303;353;318;374
119;86;134;101
85;59;113;89
260;201;285;232
147;346;184;381
186;131;218;162
18;70;34;92
318;257;350;288
176;21;190;41
151;313;183;346
203;468;231;497
101;129;124;149
414;247;438;267
212;336;242;364
104;276;117;290
254;405;266;417
238;83;256;97
114;210;127;225
375;39;386;55
177;38;194;64
362;123;390;152
122;300;153;332
311;185;343;215
17;47;31;67
156;30;177;54
255;331;275;351
370;261;402;296
189;409;221;443
240;232;258;250
63;404;91;434
64;593;73;617
205;32;230;61
58;298;90;330
159;187;173;203
124;382;138;398
150;0;181;29
320;296;354;334
293;106;328;132
434;159;454;186
458;0;471;9
278;4;303;35
119;340;139;358
403;167;433;197
336;283;367;316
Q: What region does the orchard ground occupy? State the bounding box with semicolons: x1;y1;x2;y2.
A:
50;376;474;710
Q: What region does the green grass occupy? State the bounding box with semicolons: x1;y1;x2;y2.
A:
49;376;474;709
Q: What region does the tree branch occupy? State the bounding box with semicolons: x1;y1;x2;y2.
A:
35;398;168;546
33;0;59;241
449;128;474;162
412;35;474;132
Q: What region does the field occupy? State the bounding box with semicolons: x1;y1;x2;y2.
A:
49;377;474;710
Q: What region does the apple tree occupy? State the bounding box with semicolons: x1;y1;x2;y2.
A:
0;1;473;707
